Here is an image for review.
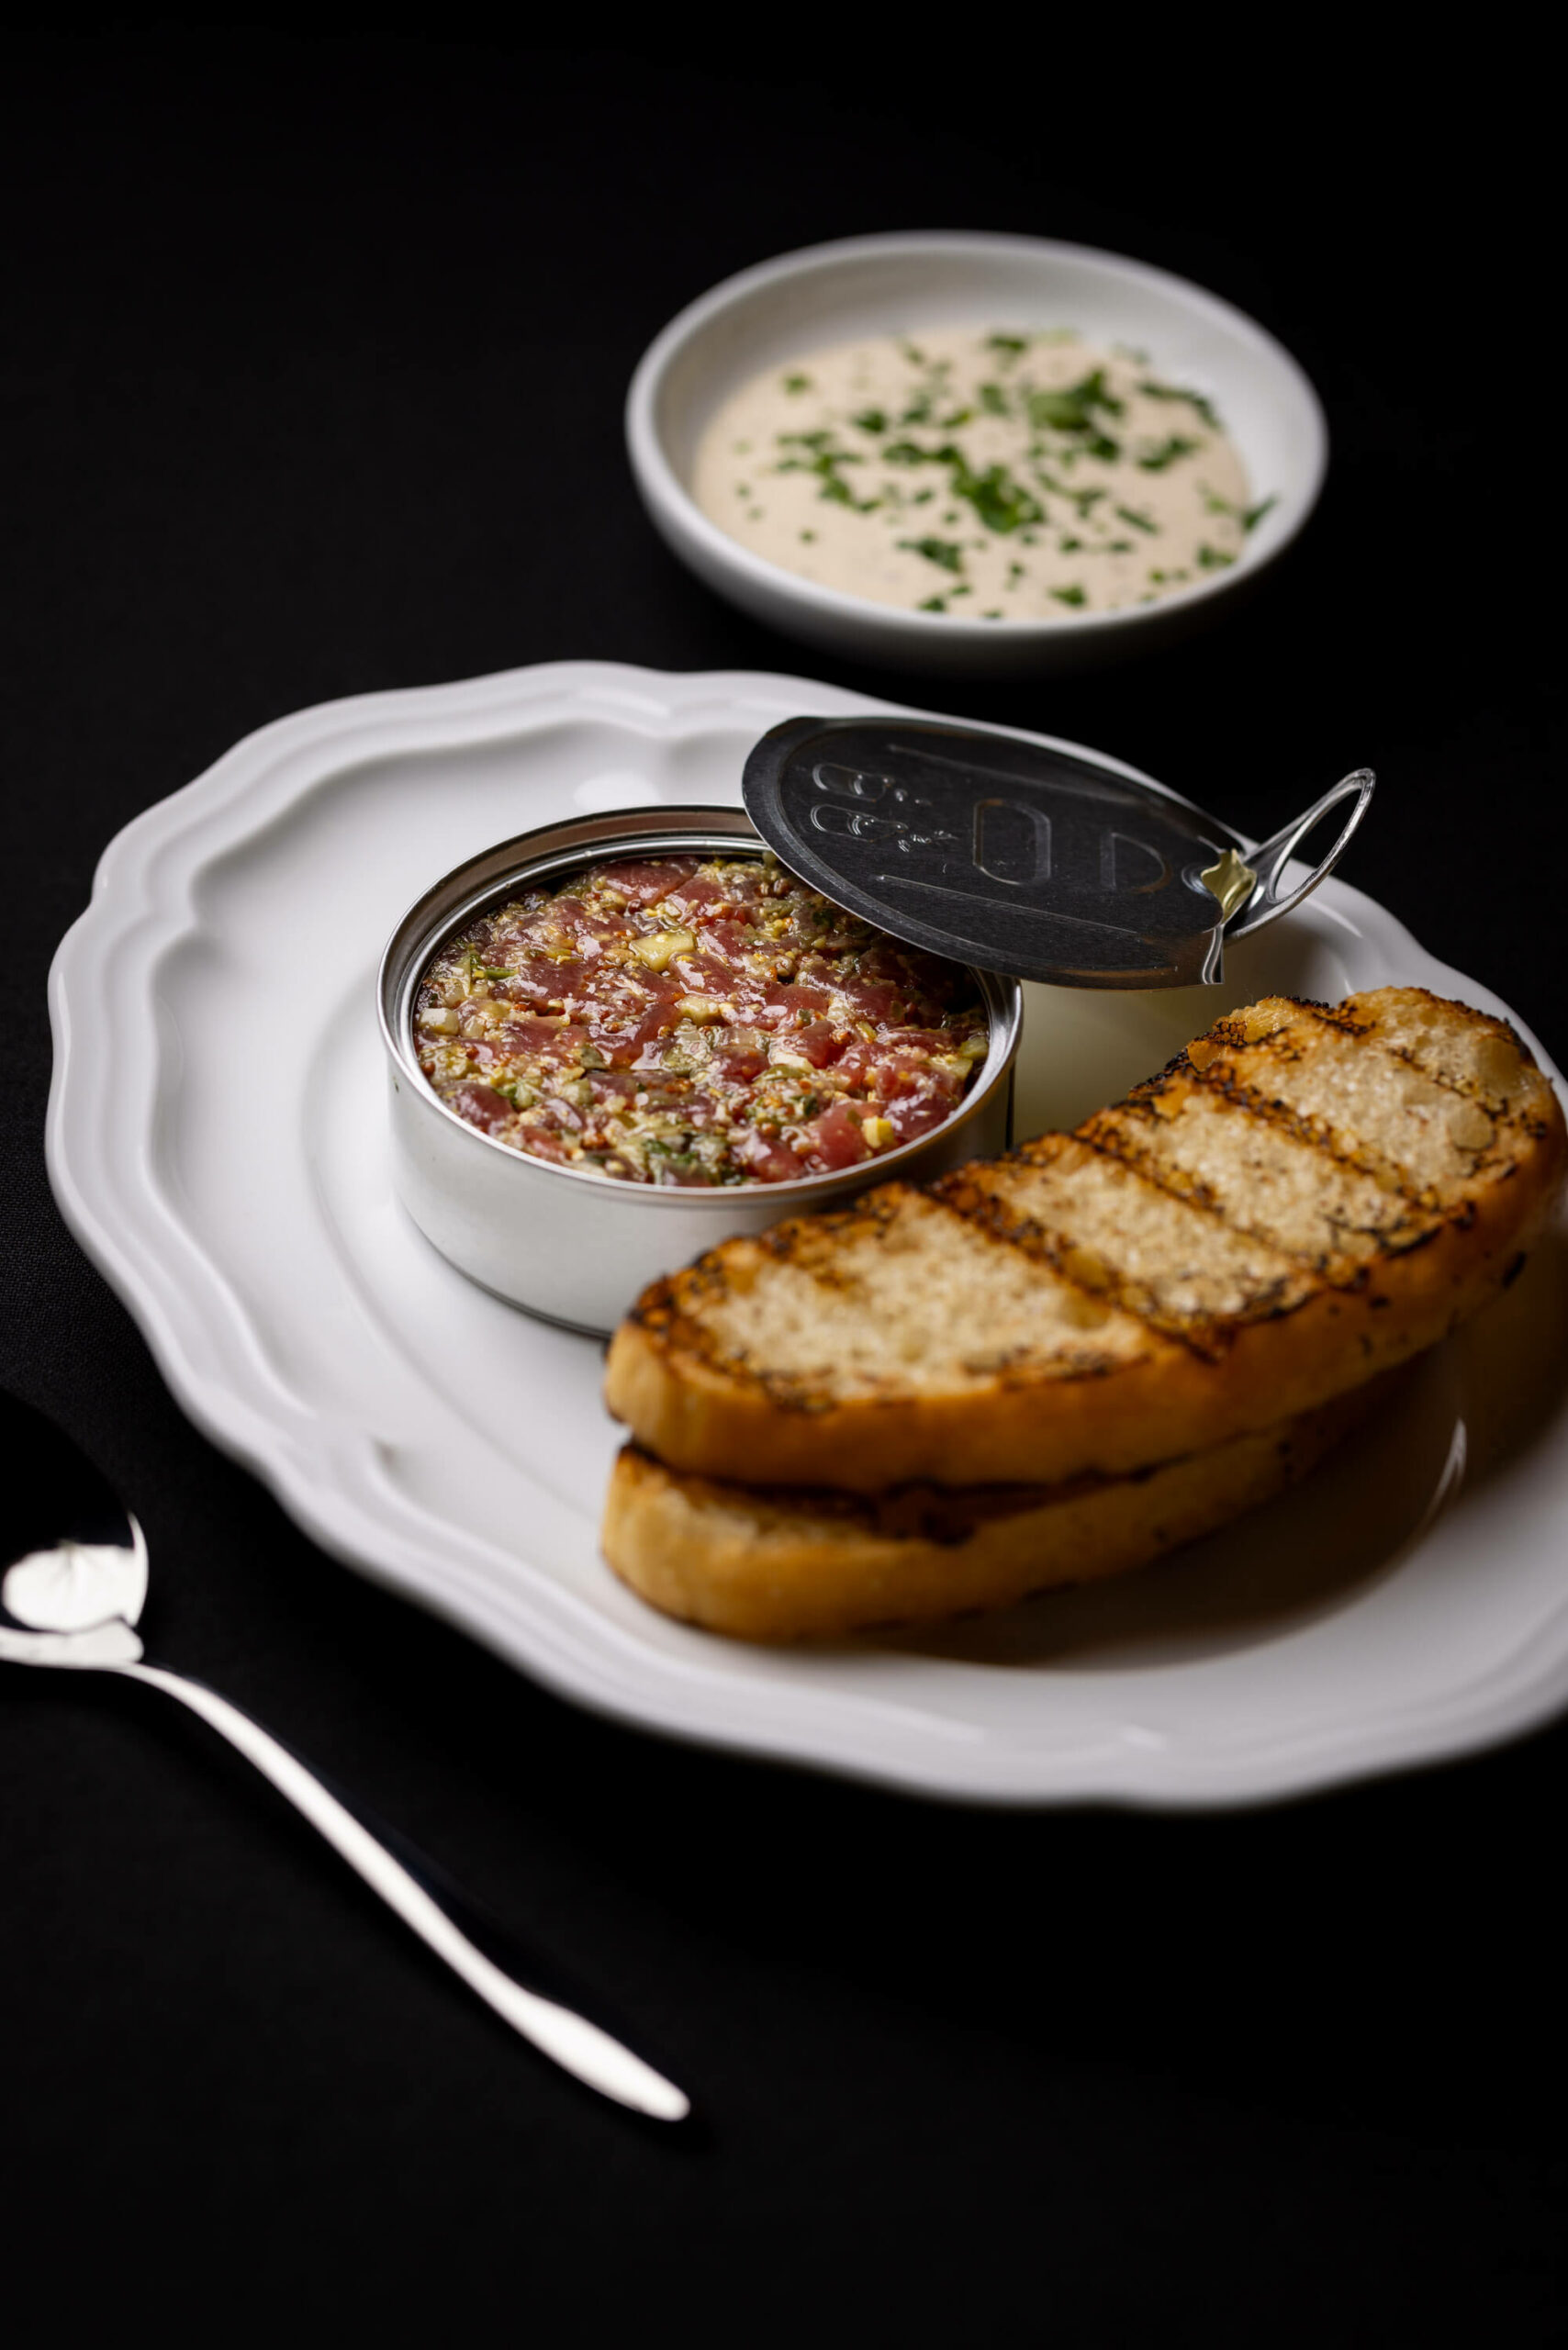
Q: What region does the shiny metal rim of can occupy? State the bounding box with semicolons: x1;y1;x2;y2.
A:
376;803;1024;1209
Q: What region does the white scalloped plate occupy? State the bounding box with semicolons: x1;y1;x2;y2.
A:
46;662;1568;1806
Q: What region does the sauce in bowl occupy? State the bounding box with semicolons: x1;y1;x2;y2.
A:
415;853;990;1186
692;328;1269;621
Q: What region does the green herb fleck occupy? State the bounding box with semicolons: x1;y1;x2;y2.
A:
1137;378;1222;431
1195;543;1234;569
1050;585;1088;607
1027;369;1125;441
898;536;966;572
852;408;888;435
986;333;1028;360
944;453;1043;534
1243;496;1277;532
1114;504;1158;534
979;383;1009;416
1137;435;1201;472
782;373;812;394
918;594;947;612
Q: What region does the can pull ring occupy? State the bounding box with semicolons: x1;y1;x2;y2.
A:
1219;767;1376;940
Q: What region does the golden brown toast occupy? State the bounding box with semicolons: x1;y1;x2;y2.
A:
603;989;1565;1492
602;1391;1373;1642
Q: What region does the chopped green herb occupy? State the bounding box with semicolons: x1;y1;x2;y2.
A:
782;373;812;394
1115;504;1158;534
1137;378;1222;431
1027;369;1125;437
1243;495;1277;532
979;383;1010;416
1137;435;1201;472
1050;584;1088;607
898;536;966;572
986;333;1028;359
917;594;947;612
1195;543;1234;569
945;453;1043;534
852;408;888;435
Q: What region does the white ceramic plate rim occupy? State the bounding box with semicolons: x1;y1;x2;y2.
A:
626;229;1329;648
46;660;1568;1809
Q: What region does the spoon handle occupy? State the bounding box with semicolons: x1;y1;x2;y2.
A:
110;1659;689;2122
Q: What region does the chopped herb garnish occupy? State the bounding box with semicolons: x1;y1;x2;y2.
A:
1050;584;1088;607
986;333;1028;359
1027;369;1125;438
979;383;1009;415
1137;378;1222;431
917;594;947;612
1114;504;1158;534
943;453;1043;534
1243;495;1277;532
1195;543;1234;568
1137;435;1200;472
782;373;812;394
898;536;966;572
852;408;888;435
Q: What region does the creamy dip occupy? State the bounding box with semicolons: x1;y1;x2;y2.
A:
691;329;1268;621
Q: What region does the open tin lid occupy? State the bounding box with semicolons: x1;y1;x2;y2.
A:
742;717;1373;989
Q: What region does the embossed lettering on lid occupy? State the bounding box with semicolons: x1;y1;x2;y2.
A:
742;718;1373;990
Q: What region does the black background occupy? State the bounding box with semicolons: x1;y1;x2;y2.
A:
5;32;1565;2341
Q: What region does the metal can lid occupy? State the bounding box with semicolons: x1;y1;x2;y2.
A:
742;716;1372;990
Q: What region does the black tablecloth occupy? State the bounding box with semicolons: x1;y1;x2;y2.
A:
6;37;1565;2338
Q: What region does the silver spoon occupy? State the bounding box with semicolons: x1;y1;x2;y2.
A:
0;1388;689;2123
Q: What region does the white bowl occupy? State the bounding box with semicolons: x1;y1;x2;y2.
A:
626;230;1328;677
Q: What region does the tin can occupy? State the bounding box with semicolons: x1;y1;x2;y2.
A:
377;805;1022;1336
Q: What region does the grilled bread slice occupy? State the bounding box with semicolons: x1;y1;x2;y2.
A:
603;1391;1374;1642
604;988;1564;1493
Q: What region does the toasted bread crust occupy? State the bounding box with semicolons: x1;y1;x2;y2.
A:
603;990;1565;1492
602;1393;1373;1641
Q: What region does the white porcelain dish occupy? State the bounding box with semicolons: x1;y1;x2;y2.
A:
626;233;1327;677
48;662;1568;1808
